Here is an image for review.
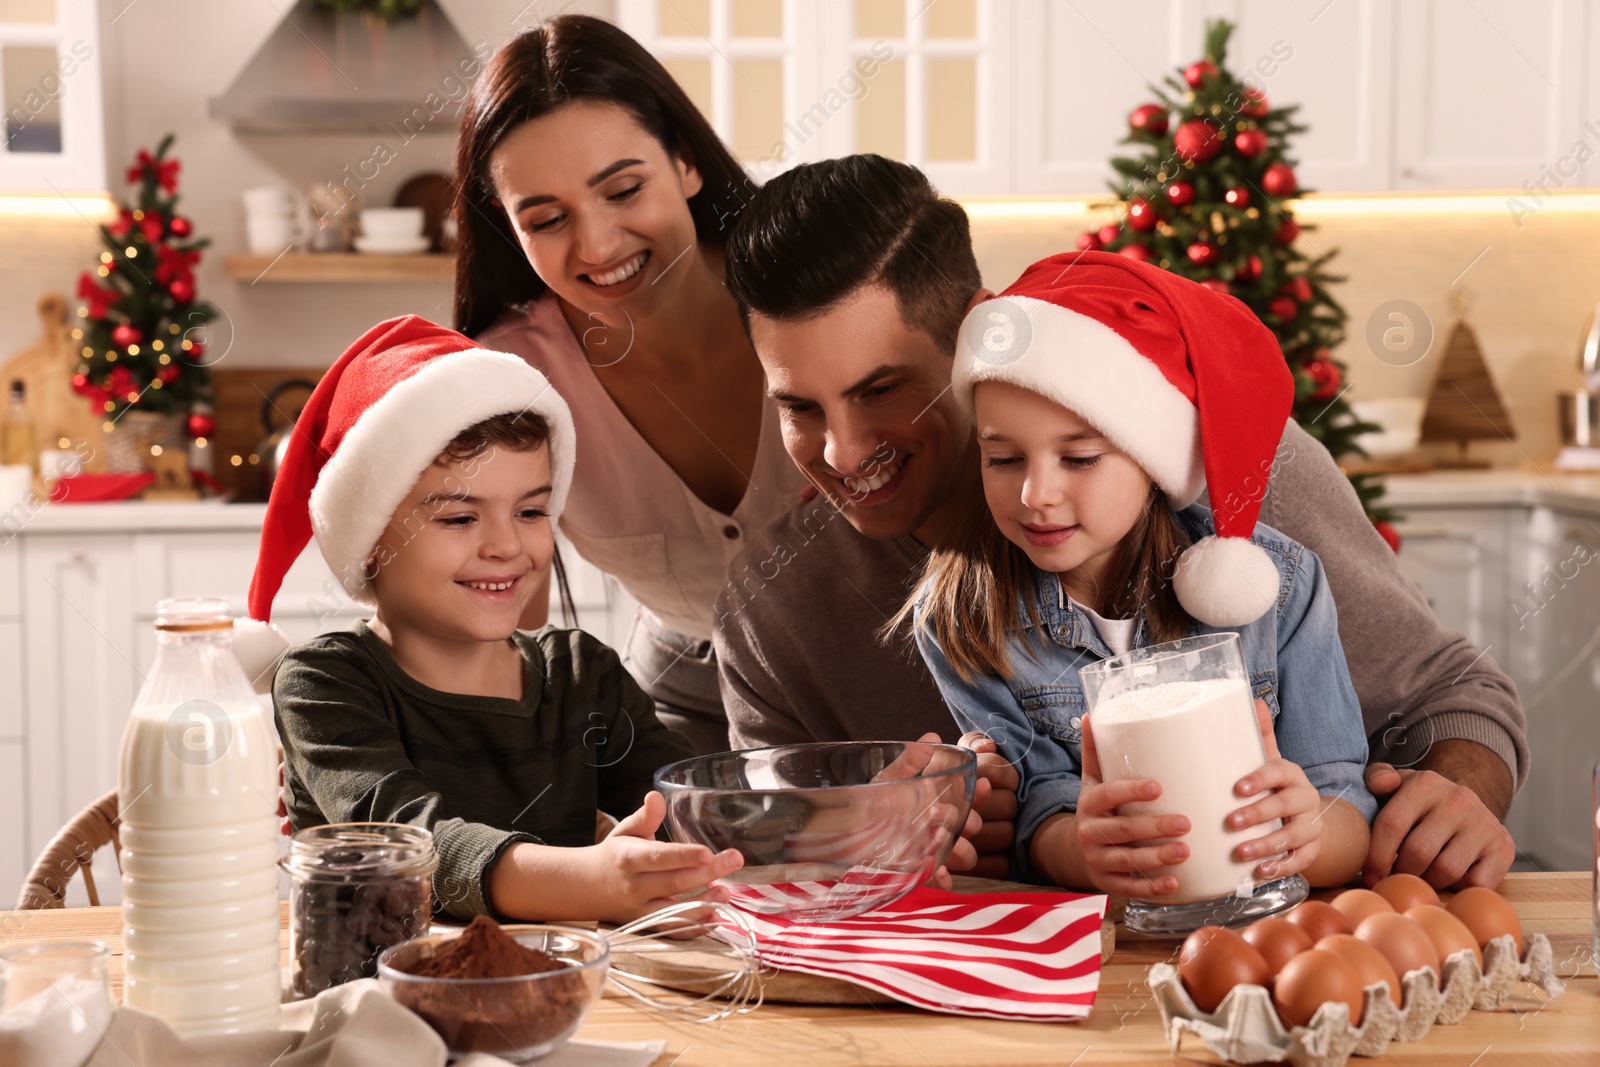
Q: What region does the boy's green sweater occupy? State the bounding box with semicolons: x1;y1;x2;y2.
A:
274;620;694;920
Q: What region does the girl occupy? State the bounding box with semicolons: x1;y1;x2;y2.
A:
905;251;1377;899
453;16;806;754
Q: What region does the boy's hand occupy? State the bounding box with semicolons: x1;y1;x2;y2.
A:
1074;715;1192;898
1226;699;1323;881
587;791;743;925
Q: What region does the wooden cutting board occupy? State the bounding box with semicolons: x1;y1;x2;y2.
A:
608;875;1116;1006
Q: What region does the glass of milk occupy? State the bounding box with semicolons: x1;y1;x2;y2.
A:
1080;632;1309;934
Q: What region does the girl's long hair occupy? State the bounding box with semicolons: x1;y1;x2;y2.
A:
452;15;751;339
893;483;1193;682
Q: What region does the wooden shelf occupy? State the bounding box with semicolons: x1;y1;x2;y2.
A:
222;252;453;283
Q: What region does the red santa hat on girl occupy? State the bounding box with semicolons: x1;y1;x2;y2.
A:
247;315;576;623
953;250;1293;627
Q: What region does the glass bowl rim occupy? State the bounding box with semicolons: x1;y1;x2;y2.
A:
376;924;611;986
653;739;977;794
0;940;111;966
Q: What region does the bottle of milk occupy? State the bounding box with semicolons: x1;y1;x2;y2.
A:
117;598;281;1035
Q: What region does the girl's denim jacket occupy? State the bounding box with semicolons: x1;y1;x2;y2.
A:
913;505;1377;882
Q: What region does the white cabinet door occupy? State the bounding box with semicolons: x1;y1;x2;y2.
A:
1209;0;1396;190
1392;507;1514;668
20;534;138;878
0;741;24;908
1011;0;1200;194
1511;507;1600;872
1393;0;1585;190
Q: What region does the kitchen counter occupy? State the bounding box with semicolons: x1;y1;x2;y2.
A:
3;499;269;535
2;872;1592;1066
1381;469;1600;519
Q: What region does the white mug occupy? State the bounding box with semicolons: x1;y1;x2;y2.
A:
0;464;33;512
247;215;306;254
242;185;302;218
37;448;84;483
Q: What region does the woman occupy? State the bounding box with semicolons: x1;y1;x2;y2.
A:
453;15;805;753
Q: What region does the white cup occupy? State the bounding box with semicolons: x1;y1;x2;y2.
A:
359;207;424;238
38;448;84;483
0;465;33;511
247;215;304;254
242;186;301;218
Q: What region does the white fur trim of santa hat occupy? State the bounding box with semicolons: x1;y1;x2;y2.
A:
953;295;1206;507
1172;534;1281;627
308;349;576;608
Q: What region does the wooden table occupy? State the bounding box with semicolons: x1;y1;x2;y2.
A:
3;873;1594;1066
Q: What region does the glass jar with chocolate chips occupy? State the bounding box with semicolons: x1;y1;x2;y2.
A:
283;823;438;999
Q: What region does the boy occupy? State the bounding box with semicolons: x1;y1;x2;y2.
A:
249;316;740;922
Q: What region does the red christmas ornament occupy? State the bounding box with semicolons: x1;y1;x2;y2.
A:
1186;241;1219;267
1241;88;1270;117
186;412;216;439
1127;198;1159;232
1374;520;1401;554
1223;186;1251;208
169;277;195;304
71;371;92;395
1283;276;1314;302
185;341;206;360
1077;231;1102;251
1200;279;1231;295
1166;180;1197;207
111;323;142;349
1174;119;1224;164
1184;60;1218;88
1234;254;1263;282
1305;357;1342;401
169;216;192;238
157;364;181;384
1118;243;1153;262
1262;162;1298;197
1269;296;1300;322
1274;217;1301;244
1233;128;1268;158
1097;223;1121;245
1128;103;1169;137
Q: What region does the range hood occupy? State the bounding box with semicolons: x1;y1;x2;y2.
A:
210;0;478;132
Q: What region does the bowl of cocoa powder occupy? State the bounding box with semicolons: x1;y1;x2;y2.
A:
378;916;609;1062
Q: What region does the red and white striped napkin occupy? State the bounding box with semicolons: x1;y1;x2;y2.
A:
720;886;1109;1021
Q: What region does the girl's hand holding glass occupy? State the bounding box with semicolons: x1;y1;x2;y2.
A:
1073;715;1193;898
1226;699;1324;881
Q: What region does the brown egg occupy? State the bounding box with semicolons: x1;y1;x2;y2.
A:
1241;917;1314;974
1178;926;1271;1014
1355;912;1441;980
1405;904;1483;969
1283;900;1351;942
1316;933;1403;1008
1273;948;1366;1027
1444;886;1523;951
1331;888;1394;929
1372;872;1440;912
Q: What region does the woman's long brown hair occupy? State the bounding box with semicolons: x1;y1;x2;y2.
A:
451;15;751;339
893;484;1193;682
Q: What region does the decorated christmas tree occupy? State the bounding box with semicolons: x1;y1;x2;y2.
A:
72;134;218;441
1084;20;1390;534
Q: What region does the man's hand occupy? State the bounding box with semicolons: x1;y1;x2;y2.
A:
1364;739;1516;889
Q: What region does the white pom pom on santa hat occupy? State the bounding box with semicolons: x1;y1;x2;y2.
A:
1172;534;1280;627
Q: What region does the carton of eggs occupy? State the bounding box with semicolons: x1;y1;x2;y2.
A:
1149;880;1566;1067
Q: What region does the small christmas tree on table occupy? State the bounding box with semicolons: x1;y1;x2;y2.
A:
1082;20;1393;542
72;134;219;464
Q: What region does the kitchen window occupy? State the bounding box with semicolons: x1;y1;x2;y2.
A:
0;0;105;194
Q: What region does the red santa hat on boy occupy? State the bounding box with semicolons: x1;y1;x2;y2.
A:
953;250;1293;627
247;315;576;623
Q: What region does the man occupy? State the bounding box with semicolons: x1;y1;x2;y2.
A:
714;154;1526;890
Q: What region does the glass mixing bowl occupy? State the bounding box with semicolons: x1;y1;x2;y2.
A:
654;741;976;922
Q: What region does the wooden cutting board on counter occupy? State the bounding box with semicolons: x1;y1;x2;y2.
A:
608;875;1116;1006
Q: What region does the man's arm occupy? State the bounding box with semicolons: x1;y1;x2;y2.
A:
1256;421;1525;888
1256;420;1529;797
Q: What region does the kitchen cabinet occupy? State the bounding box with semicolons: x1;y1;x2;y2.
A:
0;0;106;193
622;0;1597;194
1510;506;1600;872
1391;506;1519;677
1;504;635;908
